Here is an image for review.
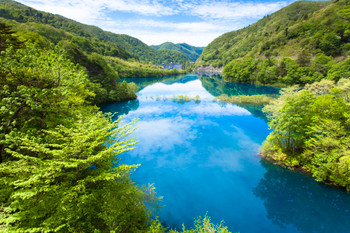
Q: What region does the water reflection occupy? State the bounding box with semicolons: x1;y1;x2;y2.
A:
100;99;140;117
198;74;280;97
123;74;193;92
138;79;213;100
254;161;350;233
101;74;350;233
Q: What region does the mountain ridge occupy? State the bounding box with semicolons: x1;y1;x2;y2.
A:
196;0;350;86
0;0;190;64
152;42;204;62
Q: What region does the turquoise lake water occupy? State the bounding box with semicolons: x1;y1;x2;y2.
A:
101;74;350;233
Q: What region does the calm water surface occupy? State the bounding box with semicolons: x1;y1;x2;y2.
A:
101;74;350;233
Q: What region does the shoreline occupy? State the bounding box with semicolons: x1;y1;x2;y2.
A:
258;151;349;192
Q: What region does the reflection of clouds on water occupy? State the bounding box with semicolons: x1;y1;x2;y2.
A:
191;102;251;116
130;117;196;160
206;148;245;172
128;105;174;116
139;80;214;100
229;126;261;150
205;127;261;172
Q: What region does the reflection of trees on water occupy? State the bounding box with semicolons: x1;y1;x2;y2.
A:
100;99;140;119
199;75;279;121
123;74;192;91
122;74;279;121
254;160;350;233
198;75;280;97
235;104;267;121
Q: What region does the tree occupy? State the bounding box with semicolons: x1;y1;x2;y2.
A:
0;42;158;232
0;22;23;51
267;91;316;155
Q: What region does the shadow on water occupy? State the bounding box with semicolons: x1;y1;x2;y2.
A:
198;74;280;97
120;74;279;121
199;74;279;121
102;74;350;233
254;160;350;233
123;74;191;91
100;99;140;118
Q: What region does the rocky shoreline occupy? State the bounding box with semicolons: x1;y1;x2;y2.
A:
195;65;223;73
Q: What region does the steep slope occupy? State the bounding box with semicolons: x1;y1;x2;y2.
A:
0;0;187;104
197;0;333;67
0;0;189;64
152;42;204;62
197;0;350;86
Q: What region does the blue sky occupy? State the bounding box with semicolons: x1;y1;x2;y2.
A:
16;0;295;46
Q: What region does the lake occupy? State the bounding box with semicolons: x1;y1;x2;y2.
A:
100;74;350;233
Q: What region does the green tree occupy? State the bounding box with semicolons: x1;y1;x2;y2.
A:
0;42;158;232
0;22;23;51
267;91;316;154
327;57;350;82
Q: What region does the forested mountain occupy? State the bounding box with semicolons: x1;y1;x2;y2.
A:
0;0;189;65
152;42;204;62
0;24;229;233
0;0;188;104
197;0;350;86
197;0;331;67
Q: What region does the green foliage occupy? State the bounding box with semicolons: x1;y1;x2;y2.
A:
199;0;350;86
171;95;201;104
223;58;258;83
152;42;204;62
215;94;276;105
0;41;160;232
327;57;350;82
197;1;333;67
109;57;185;78
222;51;350;86
0;0;190;64
0;22;23;51
0;1;190;103
169;215;231;233
262;79;350;190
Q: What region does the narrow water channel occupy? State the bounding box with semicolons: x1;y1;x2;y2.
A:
101;74;350;233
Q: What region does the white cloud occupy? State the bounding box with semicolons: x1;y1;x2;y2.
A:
16;0;290;46
17;0;176;24
130;117;196;159
189;1;288;20
139;80;214;99
18;0;105;24
191;102;251;116
102;0;176;16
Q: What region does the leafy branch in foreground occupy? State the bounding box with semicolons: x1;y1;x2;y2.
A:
0;41;159;232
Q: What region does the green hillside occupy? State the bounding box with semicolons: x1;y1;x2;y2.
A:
0;0;189;65
197;0;350;86
0;0;188;104
197;1;332;67
152;42;204;62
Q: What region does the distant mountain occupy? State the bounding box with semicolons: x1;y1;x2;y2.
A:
152;42;204;62
0;0;189;65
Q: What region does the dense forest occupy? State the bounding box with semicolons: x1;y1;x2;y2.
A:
0;19;230;233
0;0;190;104
262;79;350;191
152;42;204;62
2;0;350;231
0;0;190;65
197;0;350;86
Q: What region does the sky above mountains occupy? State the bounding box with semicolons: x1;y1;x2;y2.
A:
16;0;295;46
